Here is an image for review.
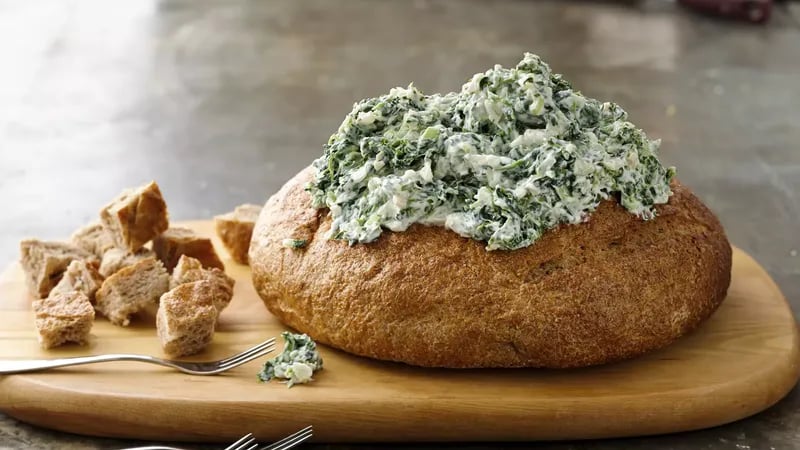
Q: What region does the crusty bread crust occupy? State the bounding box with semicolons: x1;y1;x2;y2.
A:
250;168;732;368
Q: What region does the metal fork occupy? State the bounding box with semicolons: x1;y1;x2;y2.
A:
122;426;313;450
261;426;314;450
0;338;276;375
122;433;257;450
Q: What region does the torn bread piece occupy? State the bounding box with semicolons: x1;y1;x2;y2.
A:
19;240;97;298
214;204;262;264
71;222;115;258
33;291;95;349
153;227;224;272
95;257;169;326
99;248;156;278
100;181;169;252
50;260;104;302
157;280;218;357
171;255;235;313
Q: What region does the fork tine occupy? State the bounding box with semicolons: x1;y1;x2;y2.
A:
220;342;276;368
218;344;276;371
230;441;256;450
219;338;276;365
272;433;313;450
223;433;254;450
261;426;313;450
269;430;313;450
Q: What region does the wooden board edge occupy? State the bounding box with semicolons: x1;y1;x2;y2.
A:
1;346;798;443
0;242;798;442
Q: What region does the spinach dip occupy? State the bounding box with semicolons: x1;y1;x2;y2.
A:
308;53;675;251
258;332;323;387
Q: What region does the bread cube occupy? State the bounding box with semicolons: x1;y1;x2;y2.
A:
70;222;114;258
157;281;218;357
214;204;262;264
100;181;169;252
99;248;156;277
95;257;170;326
171;255;235;313
20;240;97;298
152;227;224;272
33;291;94;349
50;260;104;302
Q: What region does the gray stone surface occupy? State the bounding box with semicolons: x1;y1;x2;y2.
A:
0;0;798;448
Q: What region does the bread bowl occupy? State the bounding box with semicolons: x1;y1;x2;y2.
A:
250;54;732;368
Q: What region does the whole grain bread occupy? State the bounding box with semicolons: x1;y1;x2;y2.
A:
214;204;262;264
157;280;218;357
250;168;733;369
171;255;235;313
71;222;115;257
33;291;95;349
153;227;224;272
19;240;98;298
95;257;170;326
100;181;169;252
99;248;156;277
50;260;104;302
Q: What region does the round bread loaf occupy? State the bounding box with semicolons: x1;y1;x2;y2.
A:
250;167;732;368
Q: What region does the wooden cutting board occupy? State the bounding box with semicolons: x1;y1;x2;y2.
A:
0;221;797;443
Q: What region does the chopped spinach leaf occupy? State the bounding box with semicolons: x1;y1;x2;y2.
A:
308;53;674;251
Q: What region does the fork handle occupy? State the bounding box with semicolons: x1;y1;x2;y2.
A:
0;354;159;374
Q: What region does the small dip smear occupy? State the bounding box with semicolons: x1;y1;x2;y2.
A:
308;53;675;251
281;238;308;249
258;332;323;387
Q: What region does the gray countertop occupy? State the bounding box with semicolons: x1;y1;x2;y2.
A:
1;0;799;448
